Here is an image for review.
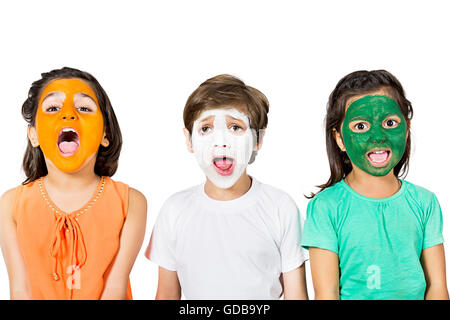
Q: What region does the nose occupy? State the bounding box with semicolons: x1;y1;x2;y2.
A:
370;127;387;144
213;130;230;148
60;108;78;121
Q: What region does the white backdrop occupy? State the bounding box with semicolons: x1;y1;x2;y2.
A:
0;0;449;299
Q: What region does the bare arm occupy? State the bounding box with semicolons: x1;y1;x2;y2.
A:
421;243;449;300
100;188;147;300
0;189;32;300
309;247;340;300
156;266;182;300
282;263;308;300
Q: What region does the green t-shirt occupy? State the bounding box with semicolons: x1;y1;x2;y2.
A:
301;179;444;300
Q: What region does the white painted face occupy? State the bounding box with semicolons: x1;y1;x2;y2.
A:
191;108;256;189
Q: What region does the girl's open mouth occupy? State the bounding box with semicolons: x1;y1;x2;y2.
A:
212;156;235;176
366;149;391;167
57;128;80;157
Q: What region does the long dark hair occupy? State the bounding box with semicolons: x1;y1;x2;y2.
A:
21;67;122;184
307;70;413;198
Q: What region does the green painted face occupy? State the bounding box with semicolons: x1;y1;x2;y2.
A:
341;95;407;176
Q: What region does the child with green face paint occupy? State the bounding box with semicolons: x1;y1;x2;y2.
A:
302;70;448;300
341;95;407;177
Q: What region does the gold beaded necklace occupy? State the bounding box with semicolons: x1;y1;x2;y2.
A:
38;176;106;219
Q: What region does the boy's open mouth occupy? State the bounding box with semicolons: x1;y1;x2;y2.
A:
212;156;235;176
366;148;391;167
57;128;80;157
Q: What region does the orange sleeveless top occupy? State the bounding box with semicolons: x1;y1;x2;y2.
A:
13;176;133;300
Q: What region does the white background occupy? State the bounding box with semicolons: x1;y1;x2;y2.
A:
0;0;449;299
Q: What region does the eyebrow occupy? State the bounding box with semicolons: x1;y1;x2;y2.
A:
383;113;401;118
225;115;246;122
198;115;215;123
42;91;96;105
76;92;97;104
350;116;370;121
42;92;64;103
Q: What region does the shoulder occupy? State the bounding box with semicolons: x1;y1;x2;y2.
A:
1;187;18;204
106;176;129;195
254;180;294;206
163;184;201;210
308;181;346;209
120;187;147;223
128;187;147;212
106;177;146;203
303;182;348;225
168;184;201;201
1;181;37;202
402;180;438;207
254;181;300;221
0;185;26;223
0;188;17;212
402;180;434;197
107;177;147;219
152;184;202;219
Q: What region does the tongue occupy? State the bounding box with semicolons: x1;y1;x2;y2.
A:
215;158;233;170
369;151;388;162
59;141;78;154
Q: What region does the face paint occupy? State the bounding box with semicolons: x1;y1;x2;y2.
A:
341;95;407;177
191;108;256;189
35;78;104;173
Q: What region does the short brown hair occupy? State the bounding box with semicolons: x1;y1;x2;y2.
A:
183;74;269;141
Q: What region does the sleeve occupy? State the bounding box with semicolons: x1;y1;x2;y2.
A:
301;197;339;254
145;200;178;271
278;195;308;273
422;192;444;249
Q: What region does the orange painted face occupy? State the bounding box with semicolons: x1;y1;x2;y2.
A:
35;78;104;173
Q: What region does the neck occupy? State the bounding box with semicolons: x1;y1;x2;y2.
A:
345;167;400;199
204;172;252;201
43;157;100;192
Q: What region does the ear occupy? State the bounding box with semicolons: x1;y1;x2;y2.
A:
406;120;411;139
28;126;39;147
183;128;194;153
333;128;346;152
253;129;265;151
101;132;110;147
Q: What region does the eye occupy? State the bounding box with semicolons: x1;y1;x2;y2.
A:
45;105;60;112
350;121;370;132
200;126;212;134
383;118;399;128
229;124;243;133
77;106;93;113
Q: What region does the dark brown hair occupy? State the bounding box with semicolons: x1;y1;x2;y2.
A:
21;67;122;184
183;74;269;142
308;70;413;198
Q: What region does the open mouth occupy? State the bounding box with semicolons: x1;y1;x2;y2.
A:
57;128;80;157
212;156;235;176
366;148;392;167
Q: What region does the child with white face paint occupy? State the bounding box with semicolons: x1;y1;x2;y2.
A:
146;74;308;300
191;108;256;189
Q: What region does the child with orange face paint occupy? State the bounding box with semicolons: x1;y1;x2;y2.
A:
0;67;147;300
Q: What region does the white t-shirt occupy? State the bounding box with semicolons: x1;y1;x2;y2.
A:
146;178;308;299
